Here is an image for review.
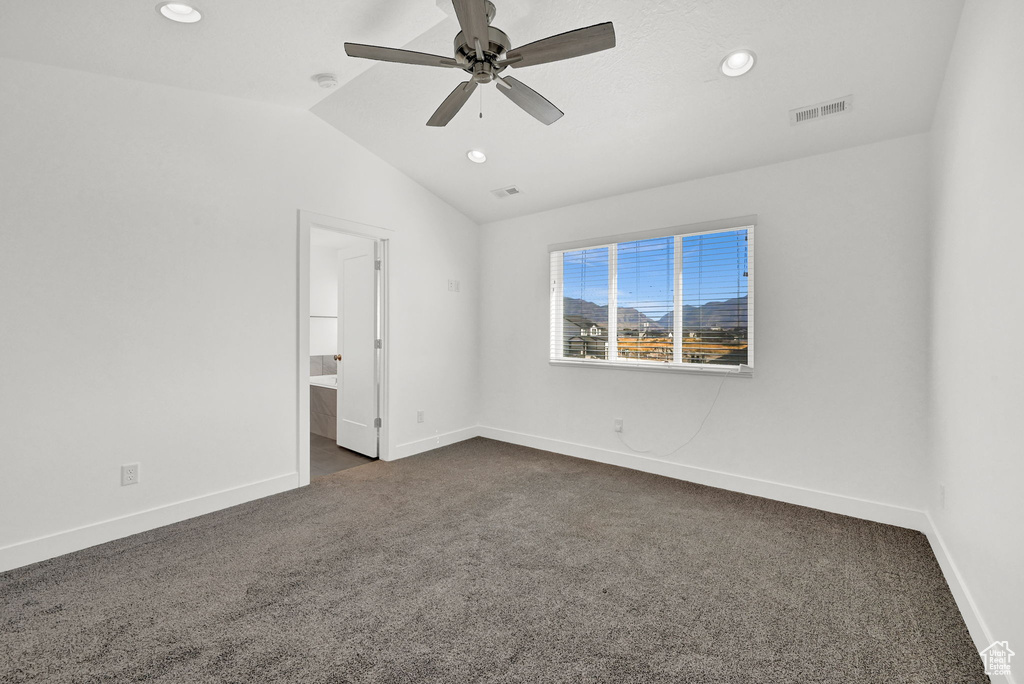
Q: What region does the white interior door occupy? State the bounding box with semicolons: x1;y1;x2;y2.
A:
336;241;377;456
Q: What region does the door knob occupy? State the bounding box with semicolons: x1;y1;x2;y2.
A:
334;354;342;361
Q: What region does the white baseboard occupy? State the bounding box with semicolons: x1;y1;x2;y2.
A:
391;426;479;460
0;473;297;573
921;514;1010;680
478;426;929;530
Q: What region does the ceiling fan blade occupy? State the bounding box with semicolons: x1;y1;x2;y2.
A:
496;76;563;126
427;80;479;127
503;22;616;69
344;43;458;68
452;0;491;59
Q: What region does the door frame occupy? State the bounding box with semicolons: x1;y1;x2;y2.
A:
297;210;392;486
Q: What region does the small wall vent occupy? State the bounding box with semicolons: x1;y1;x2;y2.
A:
790;95;853;126
491;185;522;199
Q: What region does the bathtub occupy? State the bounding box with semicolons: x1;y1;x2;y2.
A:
310;374;337;389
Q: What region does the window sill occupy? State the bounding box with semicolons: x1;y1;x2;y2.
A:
549;359;753;377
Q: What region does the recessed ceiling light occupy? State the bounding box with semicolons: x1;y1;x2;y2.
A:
721;49;756;77
157;2;202;24
467;150;487;164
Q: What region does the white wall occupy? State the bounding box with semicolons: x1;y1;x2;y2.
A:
310;244;341;318
309;243;340;356
0;57;480;570
479;135;932;515
929;0;1024;651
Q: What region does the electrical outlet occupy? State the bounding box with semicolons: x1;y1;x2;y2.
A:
417;410;425;423
121;463;140;486
448;279;460;292
614;418;623;433
938;484;946;510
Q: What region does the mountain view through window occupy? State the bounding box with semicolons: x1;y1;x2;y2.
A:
556;228;750;367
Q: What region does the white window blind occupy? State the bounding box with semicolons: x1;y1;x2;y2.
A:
679;229;750;367
617;237;674;363
550;222;753;372
553;246;610;360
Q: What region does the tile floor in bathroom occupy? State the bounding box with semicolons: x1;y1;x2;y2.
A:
310;433;375;478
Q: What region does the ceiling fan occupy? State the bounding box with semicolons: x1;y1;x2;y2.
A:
343;0;616;127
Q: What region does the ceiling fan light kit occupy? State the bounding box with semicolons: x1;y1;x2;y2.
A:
343;0;616;127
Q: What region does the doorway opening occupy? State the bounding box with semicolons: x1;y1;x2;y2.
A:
297;212;391;486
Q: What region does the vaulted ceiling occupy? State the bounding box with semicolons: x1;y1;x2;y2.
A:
1;0;965;224
314;0;965;223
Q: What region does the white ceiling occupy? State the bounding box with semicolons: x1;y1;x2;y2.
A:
1;1;965;224
0;0;448;109
313;0;965;223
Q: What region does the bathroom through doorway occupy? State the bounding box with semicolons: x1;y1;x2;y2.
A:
297;212;390;485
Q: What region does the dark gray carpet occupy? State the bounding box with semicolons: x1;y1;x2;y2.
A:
1;438;985;683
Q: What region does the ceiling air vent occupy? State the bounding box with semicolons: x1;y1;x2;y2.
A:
491;185;522;199
790;95;853;126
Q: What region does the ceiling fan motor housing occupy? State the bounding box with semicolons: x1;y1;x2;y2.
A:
454;26;511;74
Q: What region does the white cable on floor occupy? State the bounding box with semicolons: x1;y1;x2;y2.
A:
614;366;741;458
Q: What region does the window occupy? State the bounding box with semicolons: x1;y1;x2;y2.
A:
550;220;753;373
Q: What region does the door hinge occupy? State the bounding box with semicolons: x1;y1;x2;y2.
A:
374;259;382;270
375;339;382;349
373;417;382;428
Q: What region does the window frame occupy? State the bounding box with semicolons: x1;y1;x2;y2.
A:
549;216;755;376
